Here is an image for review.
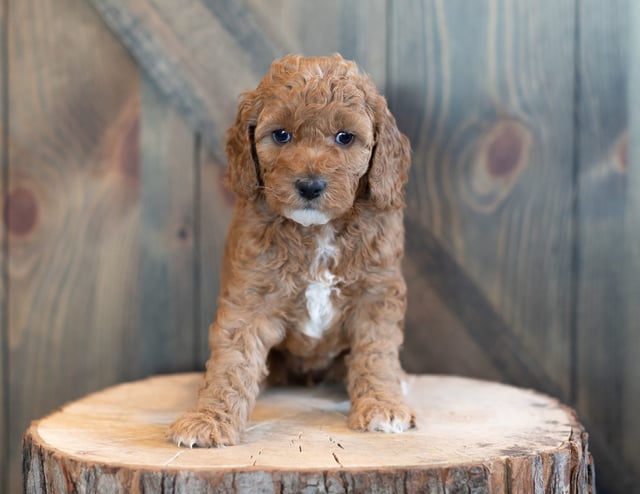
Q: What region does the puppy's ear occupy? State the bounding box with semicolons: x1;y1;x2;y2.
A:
224;90;262;198
367;94;411;210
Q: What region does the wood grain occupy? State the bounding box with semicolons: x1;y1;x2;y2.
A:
0;0;7;491
404;218;562;398
575;1;638;491
196;147;233;363
402;253;503;380
246;0;387;86
137;76;198;374
389;1;576;400
89;0;268;158
6;0;141;491
23;373;594;493
625;0;640;481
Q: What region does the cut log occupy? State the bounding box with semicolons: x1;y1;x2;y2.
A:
23;373;594;493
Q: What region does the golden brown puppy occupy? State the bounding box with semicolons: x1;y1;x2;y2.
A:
168;54;414;447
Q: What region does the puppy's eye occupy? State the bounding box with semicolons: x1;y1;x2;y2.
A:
335;131;354;146
272;129;292;144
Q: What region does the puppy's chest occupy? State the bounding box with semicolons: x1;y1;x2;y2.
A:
296;228;344;339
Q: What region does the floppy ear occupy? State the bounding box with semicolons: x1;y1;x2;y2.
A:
367;94;411;210
224;90;262;198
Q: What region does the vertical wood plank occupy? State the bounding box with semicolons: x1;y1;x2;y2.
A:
402;252;503;380
0;0;7;490
137;75;197;374
247;0;387;85
197;148;234;363
389;1;575;398
626;0;640;480
575;1;638;491
197;0;387;359
6;0;141;491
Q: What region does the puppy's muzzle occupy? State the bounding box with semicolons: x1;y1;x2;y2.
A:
295;177;327;201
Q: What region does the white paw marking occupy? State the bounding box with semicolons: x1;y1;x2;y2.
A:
175;437;196;448
401;379;409;397
369;417;411;434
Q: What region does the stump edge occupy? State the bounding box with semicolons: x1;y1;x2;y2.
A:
23;407;595;493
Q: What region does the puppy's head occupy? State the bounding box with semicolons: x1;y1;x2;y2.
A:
225;54;410;226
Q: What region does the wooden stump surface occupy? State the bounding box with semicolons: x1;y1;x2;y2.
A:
23;373;594;493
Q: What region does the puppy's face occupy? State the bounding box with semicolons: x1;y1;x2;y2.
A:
226;55;410;217
252;60;375;226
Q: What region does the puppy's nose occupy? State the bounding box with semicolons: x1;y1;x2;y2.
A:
295;177;327;200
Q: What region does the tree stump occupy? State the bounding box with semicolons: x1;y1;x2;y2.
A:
23;373;594;493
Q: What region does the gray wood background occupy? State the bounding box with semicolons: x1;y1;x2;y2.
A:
1;1;637;492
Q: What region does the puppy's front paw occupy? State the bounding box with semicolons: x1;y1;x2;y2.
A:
348;397;416;433
167;408;240;448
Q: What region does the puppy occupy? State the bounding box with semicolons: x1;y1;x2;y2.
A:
168;54;414;447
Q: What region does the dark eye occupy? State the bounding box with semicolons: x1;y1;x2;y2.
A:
335;131;354;146
272;129;292;144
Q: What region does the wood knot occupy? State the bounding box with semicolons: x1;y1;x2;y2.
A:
4;186;39;237
177;227;189;240
486;125;525;177
461;119;532;213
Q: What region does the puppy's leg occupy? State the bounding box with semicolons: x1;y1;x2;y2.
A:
346;282;416;433
167;313;283;447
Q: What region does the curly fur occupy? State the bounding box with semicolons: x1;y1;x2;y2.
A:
168;54;414;447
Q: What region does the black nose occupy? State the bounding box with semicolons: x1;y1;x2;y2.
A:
295;177;327;200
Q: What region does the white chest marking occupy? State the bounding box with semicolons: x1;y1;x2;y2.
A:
302;228;340;339
287;209;330;227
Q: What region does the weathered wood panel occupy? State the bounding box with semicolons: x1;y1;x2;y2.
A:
0;0;7;490
89;0;271;159
390;1;575;400
575;1;638;491
2;0;637;492
196;0;387;360
402;253;503;380
137;76;198;373
5;0;141;491
197;147;233;363
246;0;387;85
625;0;640;482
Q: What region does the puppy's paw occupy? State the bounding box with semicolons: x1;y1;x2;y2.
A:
167;408;240;448
348;397;416;433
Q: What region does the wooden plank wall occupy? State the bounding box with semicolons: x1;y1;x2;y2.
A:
394;1;575;401
1;0;638;492
575;1;636;490
5;2;139;492
626;0;640;478
0;0;7;491
137;76;198;374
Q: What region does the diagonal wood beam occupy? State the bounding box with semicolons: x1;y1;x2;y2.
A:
404;216;563;399
199;0;286;72
88;0;271;160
